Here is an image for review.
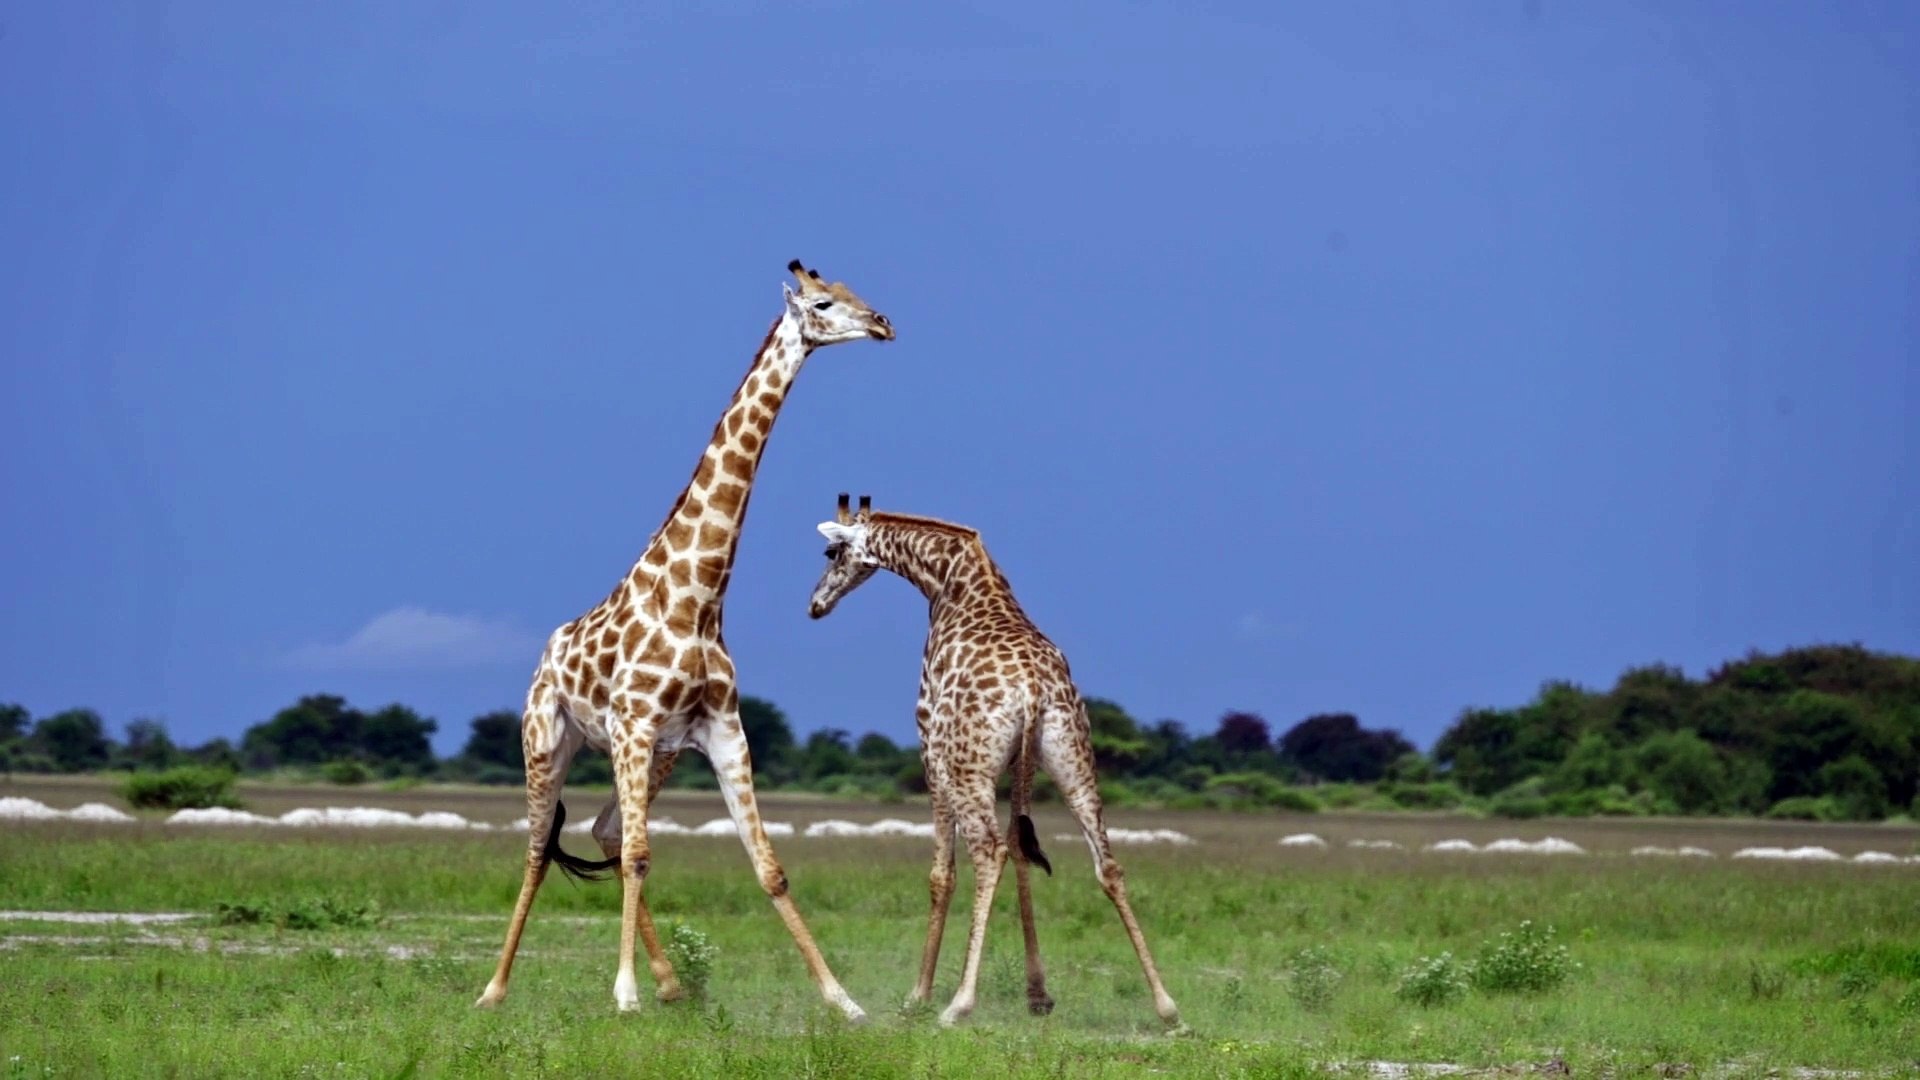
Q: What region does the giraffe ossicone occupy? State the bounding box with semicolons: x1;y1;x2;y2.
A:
806;497;1182;1028
474;260;893;1021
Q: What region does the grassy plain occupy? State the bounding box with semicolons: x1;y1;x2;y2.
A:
2;776;1917;1078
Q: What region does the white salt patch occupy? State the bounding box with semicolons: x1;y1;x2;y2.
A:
0;798;64;821
804;820;865;838
1732;845;1843;861
865;818;936;838
65;802;136;823
0;911;197;925
166;807;277;826
1105;827;1194;845
1851;851;1901;864
1347;839;1405;851
649;819;689;836
764;821;794;837
691;818;737;836
1630;845;1676;857
1677;846;1714;858
1481;837;1585;856
1423;839;1479;853
1278;833;1328;848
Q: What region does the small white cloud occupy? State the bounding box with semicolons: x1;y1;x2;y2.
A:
285;606;541;671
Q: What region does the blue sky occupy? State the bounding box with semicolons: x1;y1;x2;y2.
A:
2;2;1915;756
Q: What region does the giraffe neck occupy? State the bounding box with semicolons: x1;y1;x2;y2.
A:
868;519;1006;610
630;313;811;606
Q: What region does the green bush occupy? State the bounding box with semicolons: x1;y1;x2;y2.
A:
664;921;719;1000
1818;755;1890;821
121;766;242;810
321;760;370;785
1380;781;1466;810
1202;772;1320;812
1282;946;1341;1012
1766;795;1841;822
1468;920;1575;994
214;895;381;931
1489;778;1551;819
1395;951;1468;1007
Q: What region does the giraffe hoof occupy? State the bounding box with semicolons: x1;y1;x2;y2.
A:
1028;993;1055;1016
656;983;687;1004
473;985;505;1009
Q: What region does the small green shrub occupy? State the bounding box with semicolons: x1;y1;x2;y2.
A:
1766;796;1841;822
320;760;369;785
213;895;381;931
1468;920;1574;994
665;922;719;1000
121;766;242;810
1747;962;1787;1001
1395;951;1468;1007
1380;781;1465;810
1282;946;1341;1012
1202;773;1321;812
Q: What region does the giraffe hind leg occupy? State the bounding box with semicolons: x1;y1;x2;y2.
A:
591;751;687;1002
476;688;581;1008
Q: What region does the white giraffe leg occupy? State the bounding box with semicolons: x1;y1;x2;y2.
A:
705;709;866;1022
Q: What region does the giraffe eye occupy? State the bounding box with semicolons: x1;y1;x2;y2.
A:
825;543;844;559
811;299;833;311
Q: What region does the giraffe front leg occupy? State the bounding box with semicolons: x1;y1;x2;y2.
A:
592;751;687;1003
705;708;866;1022
608;710;662;1013
910;795;957;1007
940;779;1008;1027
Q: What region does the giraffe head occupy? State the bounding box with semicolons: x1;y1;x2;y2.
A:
809;493;881;618
785;260;895;346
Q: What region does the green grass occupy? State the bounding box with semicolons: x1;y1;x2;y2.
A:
1;798;1917;1077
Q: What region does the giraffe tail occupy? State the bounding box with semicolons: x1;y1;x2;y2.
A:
545;800;619;883
1013;712;1053;876
1015;813;1052;877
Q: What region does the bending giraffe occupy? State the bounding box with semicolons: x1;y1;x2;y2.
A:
809;495;1181;1028
474;262;894;1019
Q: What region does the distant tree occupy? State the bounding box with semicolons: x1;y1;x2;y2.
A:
740;696;797;783
1136;719;1191;779
242;694;363;768
1215;711;1272;757
1607;665;1694;743
854;732;906;774
188;738;242;772
1550;732;1622;792
1279;712;1414;783
1434;706;1565;796
1084;698;1147;774
0;703;28;743
1630;730;1729;815
463;710;525;773
31;709;113;772
120;719;179;772
799;728;856;783
1818;755;1890;821
359;704;438;773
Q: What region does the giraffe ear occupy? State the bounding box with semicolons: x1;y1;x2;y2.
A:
817;521;850;542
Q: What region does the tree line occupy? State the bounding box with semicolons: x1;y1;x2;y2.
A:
4;644;1915;822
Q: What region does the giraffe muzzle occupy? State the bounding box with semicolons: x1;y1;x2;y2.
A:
867;314;895;341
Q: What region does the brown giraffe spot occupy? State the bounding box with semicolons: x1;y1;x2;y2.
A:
719;450;752;481
763;367;785;390
662;518;694;550
591;683;610;709
629;671;663;695
756;391;780;411
727;411;743;436
690;455;716;489
693;556;726;590
643;545;670;567
696;523;730;550
679;495;706;519
621;622;643;652
707;482;745;518
657;680;685;713
638;631;674;669
597;652;616;678
666;597;699;636
752;413;772;436
743;375;762;398
739;431;760;453
668;559;693;588
599;628;618;649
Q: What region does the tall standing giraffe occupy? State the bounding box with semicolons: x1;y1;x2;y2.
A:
474;262;894;1019
808;495;1181;1028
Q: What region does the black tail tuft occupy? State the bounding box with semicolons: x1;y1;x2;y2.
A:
545;801;619;883
1016;814;1052;876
